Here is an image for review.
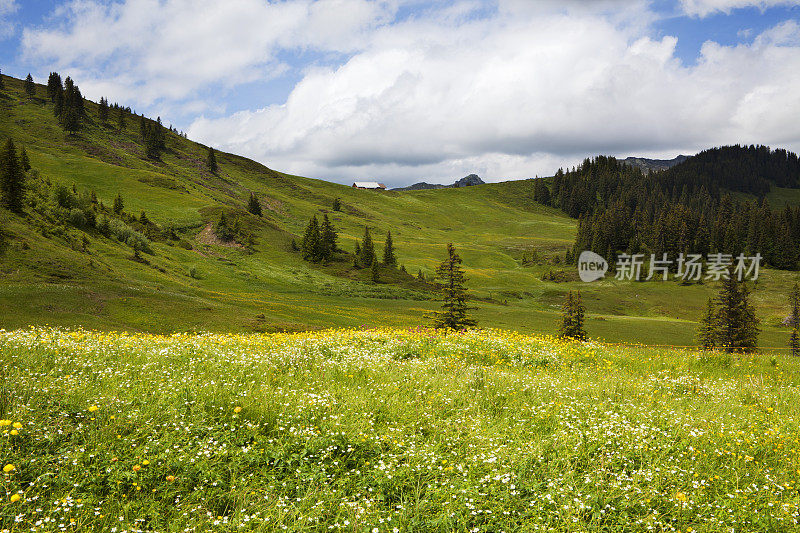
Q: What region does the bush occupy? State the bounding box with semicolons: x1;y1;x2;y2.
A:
107;218;153;254
68;208;87;227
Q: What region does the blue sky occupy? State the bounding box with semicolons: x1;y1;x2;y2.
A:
1;0;800;186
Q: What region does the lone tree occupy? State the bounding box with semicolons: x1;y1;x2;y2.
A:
47;72;62;102
215;212;233;242
558;291;587;341
790;327;800;357
715;275;759;352
789;283;800;327
24;74;35;97
206;147;218;173
0;139;24;212
428;243;477;330
697;297;717;350
359;226;375;266
332;197;341;212
247;192;262;217
383;230;397;267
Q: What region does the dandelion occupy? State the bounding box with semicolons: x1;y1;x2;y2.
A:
3;464;15;473
166;475;175;482
12;422;21;429
142;460;150;466
234;406;242;413
88;405;99;412
10;494;21;503
132;465;141;472
675;492;687;502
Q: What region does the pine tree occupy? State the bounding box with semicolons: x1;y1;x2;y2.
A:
113;193;124;214
62;106;80;134
19;146;30;172
0;139;24;212
53;87;64;118
332;197;342;212
417;269;425;281
47;72;62;102
371;258;380;283
697;297;717;350
0;69;4;91
320;214;338;260
558;291;587;341
215;212;232;242
428;243;477;330
206;147;218;173
383;230;397;266
789;283;800;328
139;116;148;140
24;74;35;97
301;215;322;262
715;275;760;352
145;125;161;159
359;226;375;266
247;193;262;217
98;97;109;123
117;107;126;130
790;327;800;357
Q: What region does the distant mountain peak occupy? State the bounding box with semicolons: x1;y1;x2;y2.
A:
393;174;485;191
621;155;689;173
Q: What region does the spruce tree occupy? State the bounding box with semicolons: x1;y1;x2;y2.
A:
371;258;380;283
0;139;24;212
117;107;126;130
354;241;361;268
215;212;232;242
24;74;35;97
790;327;800;357
247;193;262;217
789;283;800;328
715;275;759;352
332;198;341;212
206;147;218;173
320;214;338;260
19;146;30;172
558;291;587;341
47;72;62;102
383;230;397;266
0;69;4;91
417;269;425;281
428;243;477;330
98;97;109;123
301;215;322;262
113;194;124;214
697;297;717;350
62;106;80;134
145;126;161;159
359;226;375;266
53;87;64;118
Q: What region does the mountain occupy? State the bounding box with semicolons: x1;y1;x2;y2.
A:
0;72;796;348
621;155;689;173
392;174;485;191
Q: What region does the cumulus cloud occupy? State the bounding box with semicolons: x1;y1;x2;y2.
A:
0;0;18;39
680;0;800;17
21;0;399;105
187;8;800;184
18;0;800;185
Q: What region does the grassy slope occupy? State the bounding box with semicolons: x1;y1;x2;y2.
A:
0;74;798;348
2;328;799;531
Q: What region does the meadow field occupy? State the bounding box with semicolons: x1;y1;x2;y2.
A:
1;327;799;532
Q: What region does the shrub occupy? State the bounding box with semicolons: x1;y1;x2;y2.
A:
68;208;86;227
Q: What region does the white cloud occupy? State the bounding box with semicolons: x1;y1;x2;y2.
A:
21;0;399;105
0;0;18;39
680;0;800;17
186;8;800;185
17;1;800;186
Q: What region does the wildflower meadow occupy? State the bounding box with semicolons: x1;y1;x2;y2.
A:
1;327;799;532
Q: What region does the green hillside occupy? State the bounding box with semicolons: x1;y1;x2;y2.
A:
0;73;798;349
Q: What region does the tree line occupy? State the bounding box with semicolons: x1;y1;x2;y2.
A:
532;147;800;270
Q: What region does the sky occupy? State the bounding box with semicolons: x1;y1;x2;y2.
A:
1;0;800;187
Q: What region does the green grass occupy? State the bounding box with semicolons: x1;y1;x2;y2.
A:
2;327;799;531
1;73;800;349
